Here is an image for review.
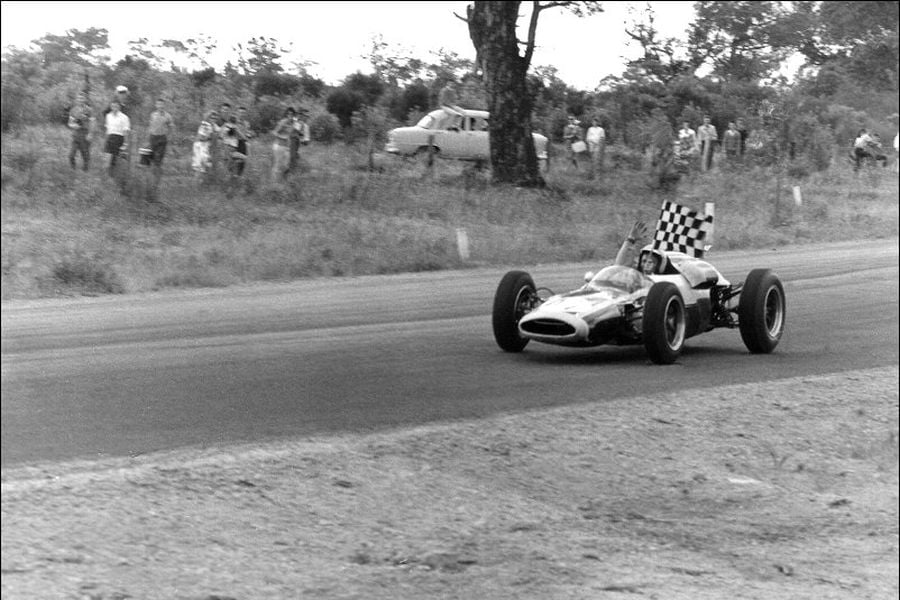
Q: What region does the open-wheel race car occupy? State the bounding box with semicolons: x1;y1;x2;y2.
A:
491;248;786;365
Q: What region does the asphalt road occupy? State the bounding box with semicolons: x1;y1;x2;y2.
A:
2;240;898;467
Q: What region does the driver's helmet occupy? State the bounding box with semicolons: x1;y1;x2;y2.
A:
638;245;667;275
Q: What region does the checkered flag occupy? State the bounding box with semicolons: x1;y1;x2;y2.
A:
652;200;713;258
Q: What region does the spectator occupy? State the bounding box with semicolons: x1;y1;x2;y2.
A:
852;128;882;171
211;102;233;173
736;117;750;156
585;117;606;175
271;107;294;182
221;116;244;177
68;93;94;171
723;121;741;161
233;106;253;176
192;110;217;178
103;100;130;175
697;116;717;171
563;115;583;169
215;102;233;128
103;85;131;118
677;121;698;156
289;108;311;172
146;97;175;174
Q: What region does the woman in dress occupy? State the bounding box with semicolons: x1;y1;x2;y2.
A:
192;110;218;177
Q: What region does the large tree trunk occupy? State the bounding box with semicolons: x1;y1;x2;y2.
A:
468;1;544;187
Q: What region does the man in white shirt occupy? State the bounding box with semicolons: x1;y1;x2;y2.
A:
103;100;131;175
586;117;606;175
697;116;717;171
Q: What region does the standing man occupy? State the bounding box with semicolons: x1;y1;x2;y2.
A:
103;100;130;175
103;85;131;117
146;97;174;175
585;117;606;176
697;116;717;171
563;115;582;169
289;108;311;172
722;121;741;162
233;106;253;176
271;107;294;182
68;93;94;171
736;117;750;156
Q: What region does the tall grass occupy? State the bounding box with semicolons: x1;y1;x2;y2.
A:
2;125;898;299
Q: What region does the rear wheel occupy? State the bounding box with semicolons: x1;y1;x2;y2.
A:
738;269;785;353
492;271;536;352
642;282;686;364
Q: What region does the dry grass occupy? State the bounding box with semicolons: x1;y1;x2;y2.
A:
2;125;898;299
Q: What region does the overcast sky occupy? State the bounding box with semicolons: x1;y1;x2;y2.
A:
1;1;696;90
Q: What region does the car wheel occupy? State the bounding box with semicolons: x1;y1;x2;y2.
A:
642;282;686;364
416;145;438;167
492;270;536;352
738;268;785;353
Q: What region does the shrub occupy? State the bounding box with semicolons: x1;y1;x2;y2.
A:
51;254;123;295
310;112;341;143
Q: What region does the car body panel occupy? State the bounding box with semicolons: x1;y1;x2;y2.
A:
517;257;733;348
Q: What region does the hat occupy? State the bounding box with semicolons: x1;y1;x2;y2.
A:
116;85;129;93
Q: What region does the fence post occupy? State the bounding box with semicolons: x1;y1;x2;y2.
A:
704;202;715;248
456;228;470;262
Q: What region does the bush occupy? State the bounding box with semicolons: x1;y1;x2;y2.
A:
310;113;341;143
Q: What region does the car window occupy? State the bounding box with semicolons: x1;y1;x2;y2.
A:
416;114;435;129
473;117;489;131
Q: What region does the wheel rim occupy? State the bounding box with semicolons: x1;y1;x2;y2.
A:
664;296;686;350
514;286;535;322
763;286;784;337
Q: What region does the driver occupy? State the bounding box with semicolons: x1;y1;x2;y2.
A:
613;221;666;275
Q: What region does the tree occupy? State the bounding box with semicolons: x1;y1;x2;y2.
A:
462;1;602;186
33;28;110;67
234;37;288;76
622;4;693;86
687;1;802;83
801;1;899;92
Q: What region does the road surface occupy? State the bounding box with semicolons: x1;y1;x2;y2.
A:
2;240;897;466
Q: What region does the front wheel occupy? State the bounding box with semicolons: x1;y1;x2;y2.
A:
738;268;785;353
416;145;438;167
492;271;536;352
642;282;687;364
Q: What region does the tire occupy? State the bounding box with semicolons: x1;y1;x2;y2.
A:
492;270;536;352
416;145;438;167
738;268;785;353
642;282;687;364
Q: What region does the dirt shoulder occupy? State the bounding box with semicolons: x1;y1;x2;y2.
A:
3;367;898;600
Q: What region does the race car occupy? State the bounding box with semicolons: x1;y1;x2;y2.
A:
491;247;785;364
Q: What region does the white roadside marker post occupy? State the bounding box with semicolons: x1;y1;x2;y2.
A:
704;202;715;249
456;228;470;262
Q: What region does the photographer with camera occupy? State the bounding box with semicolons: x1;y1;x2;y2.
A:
68;93;95;171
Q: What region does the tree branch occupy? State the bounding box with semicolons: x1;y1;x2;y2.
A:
524;0;542;67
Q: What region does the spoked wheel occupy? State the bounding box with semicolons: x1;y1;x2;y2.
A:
739;269;786;353
642;282;687;364
492;270;537;352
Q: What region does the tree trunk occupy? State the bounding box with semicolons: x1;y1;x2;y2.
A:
468;1;544;187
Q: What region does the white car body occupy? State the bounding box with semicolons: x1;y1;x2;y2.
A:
517;253;731;348
385;108;549;162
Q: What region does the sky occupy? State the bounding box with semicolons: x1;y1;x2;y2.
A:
0;1;697;90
